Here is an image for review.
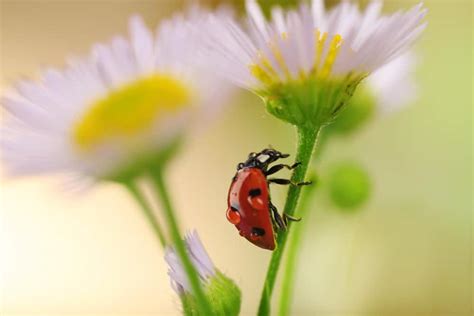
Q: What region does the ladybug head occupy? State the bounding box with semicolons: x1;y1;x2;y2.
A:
237;148;289;171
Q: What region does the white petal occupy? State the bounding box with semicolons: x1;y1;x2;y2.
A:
129;15;155;73
246;0;269;39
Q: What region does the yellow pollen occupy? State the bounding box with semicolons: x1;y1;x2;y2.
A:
319;34;343;78
257;51;278;78
248;31;343;85
73;75;191;151
249;50;279;85
314;30;328;72
249;63;274;85
269;40;291;79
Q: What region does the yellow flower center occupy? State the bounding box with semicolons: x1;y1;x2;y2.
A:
249;30;343;85
73;75;191;151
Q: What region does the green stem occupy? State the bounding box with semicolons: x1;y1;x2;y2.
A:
124;181;167;247
148;168;213;316
278;173;318;316
257;126;321;316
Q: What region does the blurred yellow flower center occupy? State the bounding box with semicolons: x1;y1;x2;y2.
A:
73;75;190;150
249;30;343;85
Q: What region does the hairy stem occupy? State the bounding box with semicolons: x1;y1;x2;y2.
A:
124;181;167;247
258;126;320;316
148;168;213;315
278;172;318;316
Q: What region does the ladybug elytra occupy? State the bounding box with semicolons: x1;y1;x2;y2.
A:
226;148;311;250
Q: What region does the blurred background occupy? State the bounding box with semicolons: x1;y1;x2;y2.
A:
0;0;472;315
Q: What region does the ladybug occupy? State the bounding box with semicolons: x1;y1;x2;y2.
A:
226;148;311;250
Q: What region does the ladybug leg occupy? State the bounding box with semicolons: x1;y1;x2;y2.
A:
265;162;301;176
269;202;286;231
268;178;312;186
283;213;302;224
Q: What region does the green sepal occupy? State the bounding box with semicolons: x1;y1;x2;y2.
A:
181;293;198;316
180;270;241;316
105;135;183;183
206;271;241;316
261;74;365;130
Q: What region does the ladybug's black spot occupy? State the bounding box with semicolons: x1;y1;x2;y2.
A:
252;227;265;236
248;188;262;197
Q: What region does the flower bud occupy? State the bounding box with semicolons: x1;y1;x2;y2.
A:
165;231;241;316
328;162;371;210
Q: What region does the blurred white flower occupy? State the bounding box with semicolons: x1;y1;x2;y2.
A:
367;51;418;113
1;13;230;180
165;231;215;295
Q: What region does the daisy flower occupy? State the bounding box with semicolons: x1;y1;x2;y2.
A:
165;231;241;315
1;13;229;182
205;0;427;128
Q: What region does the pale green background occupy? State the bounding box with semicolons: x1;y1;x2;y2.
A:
0;0;472;315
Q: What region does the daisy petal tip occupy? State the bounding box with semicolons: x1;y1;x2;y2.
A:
420;8;428;18
246;0;264;19
129;14;145;26
91;43;107;55
245;0;258;8
128;14;151;38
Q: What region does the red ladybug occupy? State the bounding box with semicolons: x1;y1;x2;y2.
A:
226;148;310;250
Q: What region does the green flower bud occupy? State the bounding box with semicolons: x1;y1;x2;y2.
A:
205;271;241;316
328;162;371;210
181;271;241;316
165;231;241;316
